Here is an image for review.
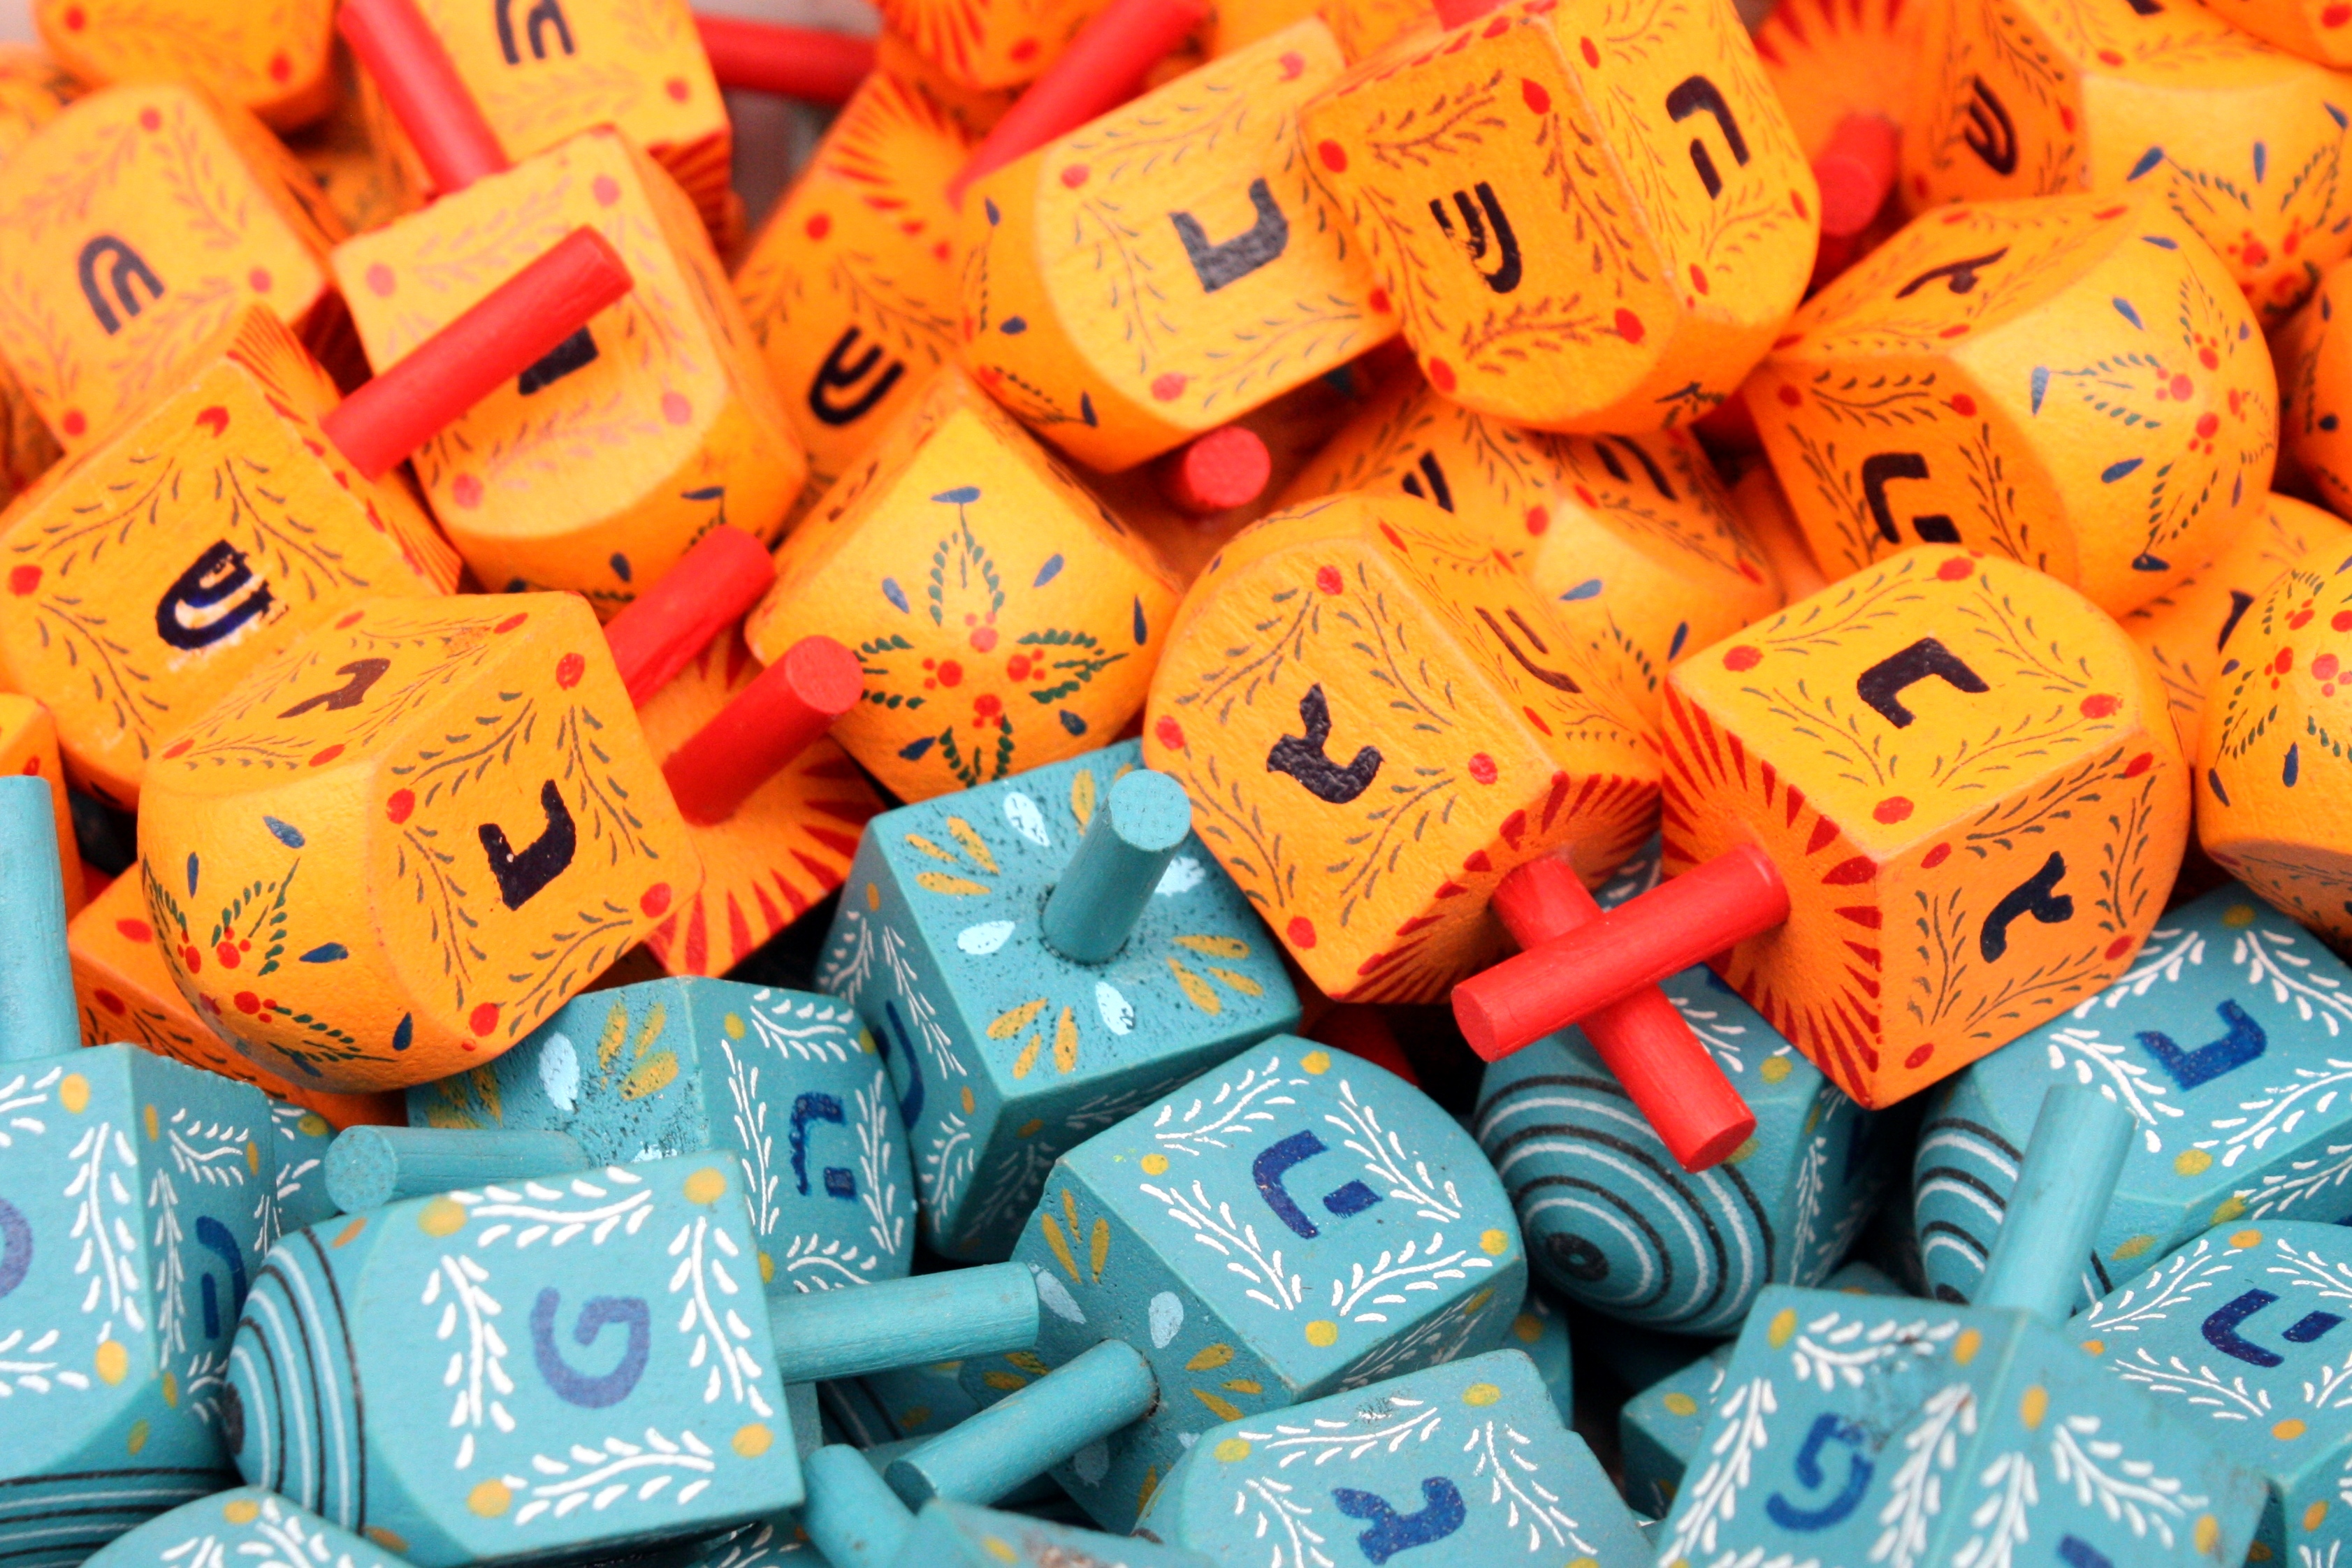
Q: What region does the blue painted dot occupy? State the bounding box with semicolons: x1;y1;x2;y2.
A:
2286;742;2302;787
2127;147;2163;180
1001;317;1028;335
1669;622;1689;659
2223;658;2242;674
1560;579;1603;601
299;943;349;964
2140;235;2178;250
391;1014;414;1052
683;486;724;502
2030;366;2049;413
185;853;199;896
2323;414;2341;432
1080;393;1098;428
2255;142;2269;182
1059;710;1087;736
883;577;910;613
2331;102;2349;128
610;553;632;583
263;817;305;848
899;736;936;762
1034;554;1064;587
2102;458;2144;484
1133;597;1148;646
2112;298;2144;329
2209;768;2232;806
933;486;981;504
985;198;1001;224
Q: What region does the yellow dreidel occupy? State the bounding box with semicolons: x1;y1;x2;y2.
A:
1298;0;1817;434
1748;191;2276;617
333;0;806;614
1278;369;1783;718
34;0;337;130
1905;0;2352;325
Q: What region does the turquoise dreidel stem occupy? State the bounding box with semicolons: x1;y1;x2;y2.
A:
801;1444;915;1568
885;1340;1157;1507
767;1263;1038;1383
1038;769;1191;964
1975;1082;2135;1326
323;1124;590;1211
0;774;77;1061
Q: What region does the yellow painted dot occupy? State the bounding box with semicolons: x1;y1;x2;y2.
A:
2232;1229;2265;1249
2196;1514;2221;1554
1768;1308;1796;1348
1513;1314;1542;1344
2174;1149;2213;1176
1480;1228;1509;1256
245;1141;259;1175
982;1539;1017;1565
2274;1418;2308;1441
224;1500;260;1525
143;1104;157;1140
1955;1328;1983;1366
724;1013;746;1039
758;1251;774;1284
1465;1288;1493;1313
1462;1382;1500;1407
1759;1056;1792;1084
1569;1560;1600;1568
1300;1050;1331;1075
684;1167;728;1205
2020;1385;2048;1430
1214;1438;1251;1462
1663;1392;1699;1416
2080;1339;2105;1356
331;1217;368;1248
961;1086;976;1115
2112;1235;2155;1261
2305;1501;2329;1532
94;1340;128;1384
1016;1119;1045;1138
865;881;880;911
418;1198;465;1237
126;1418;148;1455
1727;1137;1760;1165
899;1405;931;1430
467;1481;511;1518
1305;1320;1340;1347
59;1074;87;1114
733;1424;772;1457
296;1113;330;1138
2223;903;2258;927
2249;1546;2274;1564
857;1029;877;1055
983;1372;1027;1391
2214;1196;2249;1224
1138;1154;1169;1177
363;1529;407;1553
162;1370;178;1406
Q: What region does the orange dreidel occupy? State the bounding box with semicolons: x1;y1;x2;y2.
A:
34;0;337;130
333;0;806;613
873;31;1022;135
0;81;345;455
1205;0;1429;61
732;71;976;515
2276;252;2352;512
1905;0;2352;325
1452;545;2193;1109
1752;0;1920;286
0;48;73;513
0;690;87;916
1747;193;2277;618
1277;369;1784;719
2196;0;2352;66
0;228;632;809
1297;0;1818;434
1727;462;1829;600
286;45;416;237
880;0;1123;92
959;17;1397;472
694;12;876;105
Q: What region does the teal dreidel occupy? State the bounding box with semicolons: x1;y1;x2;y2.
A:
1509;1282;1574;1429
890;1499;1212;1567
81;1488;408;1568
817;740;1300;1261
225;1152;1040;1567
0;776;278;1565
890;1037;1526;1533
1132;1348;1647;1567
1655;1084;2268;1568
1918;883;2352;1309
2075;1219;2352;1566
399;978;916;1290
266;1098;344;1240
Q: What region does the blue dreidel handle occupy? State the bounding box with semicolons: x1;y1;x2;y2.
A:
1038;769;1191;964
0;775;78;1062
884;1340;1156;1507
803;1444;915;1568
768;1263;1040;1382
324;1124;591;1211
1976;1082;2135;1327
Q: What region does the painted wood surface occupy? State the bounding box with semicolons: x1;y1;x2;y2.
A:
0;692;85;914
1752;0;1920;164
1203;0;1425;61
894;1498;1213;1567
877;0;1115;92
34;0;336;129
2278;255;2352;519
82;1488;409;1568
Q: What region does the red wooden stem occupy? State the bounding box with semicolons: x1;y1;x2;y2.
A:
662;637;863;825
1481;857;1755;1171
1813;112;1899;239
1433;0;1507;24
1309;1005;1420;1087
323;229;632;480
1453;844;1791;1061
603;528;778;706
339;0;509;194
947;0;1208;208
1156;426;1270;515
693;14;873;105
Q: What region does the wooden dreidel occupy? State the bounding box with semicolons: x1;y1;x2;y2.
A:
1726;463;1828;602
1142;488;1658;1005
0;82;346;456
1748;194;2277;616
878;0;1118;92
1655;1084;2267;1567
1131;1347;1648;1567
224;1154;1042;1568
816;738;1298;1259
1277;372;1785;720
333;0;805;611
907;1036;1527;1532
1296;0;1817;435
34;0;337;130
745;368;1181;801
398;977;919;1288
1917;882;2352;1310
84;1489;415;1568
959;20;1396;472
1458;545;2195;1108
267;1098;344;1237
1906;0;2352;325
2274;254;2352;515
0;226;627;808
0;776;280;1561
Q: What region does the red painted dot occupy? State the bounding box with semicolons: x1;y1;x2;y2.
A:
1319;140;1348;173
2196;413;2219;438
593;175;621;206
94;987;124;1015
310;744;344;767
365;263;395;297
1279;50;1306;78
268;50;291;82
1367;287;1391;314
1792;189;1808;219
2105;934;2136;960
1152;372;1188;402
2327;2;2349;23
217;942;242;971
1689;262;1709;295
1426;358;1457;392
7;565;38;596
551;652;586;692
1937;557;1973;581
1777;384;1802;407
2321;653;2343;681
116;918;152;943
641;883;672;917
1874;796;1914;823
181;944;201;973
1950;393;1976;416
60;410;85;438
496;613;530;635
162;738;192;760
2334;611;2352;631
451;474;484;508
1525;506;1548;536
138;107;161;131
2279;647;2297;674
936;659;963;687
2168;372;2193;400
1939;324;1970;338
248;267;272;293
1316;565;1344;595
337;610;365;629
1723;645;1762;672
1010;36;1039;59
665;75;690;101
1615;308;1644;344
61;5;83;27
1904;1043;1935;1070
806;212;832;240
662;391;692;425
1573;485;1599;509
470;1003;500;1037
2125;751;2154;777
2097;47;2124;63
1922;843;1952;869
1154;715;1185;751
1060;164;1091;189
1579;34;1599;64
234;991;259;1014
1286;915;1317;949
1522;78;1551;114
971;625;999;652
2081;693;2121;718
386;788;415;824
1467;753;1497;784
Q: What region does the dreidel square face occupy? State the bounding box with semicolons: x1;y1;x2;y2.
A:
0;1046;274;1550
332;129;804;614
1142;490;1659;1004
1299;0;1816;435
979;1040;1526;1533
409;978;919;1291
878;0;1112;89
0;82;344;453
229;1156;801;1567
1907;0;2352;324
746;369;1179;804
34;0;338;130
1665;546;2189;1108
1919;885;2352;1312
0;305;458;809
136;593;699;1092
818;739;1298;1261
959;21;1396;472
1752;195;2276;618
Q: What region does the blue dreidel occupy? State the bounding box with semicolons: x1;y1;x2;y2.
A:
1918;883;2352;1312
268;1098;345;1241
818;739;1300;1261
893;1498;1212;1567
890;1037;1526;1532
1509;1283;1575;1430
1655;1084;2268;1568
0;776;280;1566
405;978;917;1291
2077;1221;2352;1566
83;1488;409;1568
225;1154;1042;1567
1133;1348;1647;1567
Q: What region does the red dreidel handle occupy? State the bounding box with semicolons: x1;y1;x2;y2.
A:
1433;0;1507;23
946;0;1209;208
604;526;779;704
1482;856;1755;1171
693;13;874;105
1453;844;1791;1064
339;0;509;194
1814;112;1899;240
1156;425;1271;516
321;228;633;480
661;634;864;825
